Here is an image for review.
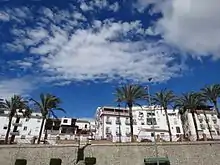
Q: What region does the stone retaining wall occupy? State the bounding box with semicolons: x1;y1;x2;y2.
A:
0;142;219;165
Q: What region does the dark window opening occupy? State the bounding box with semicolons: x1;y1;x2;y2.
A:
176;127;181;133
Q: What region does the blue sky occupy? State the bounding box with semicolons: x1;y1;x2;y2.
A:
0;0;219;118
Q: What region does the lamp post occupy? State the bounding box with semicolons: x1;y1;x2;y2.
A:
145;80;159;165
117;100;122;143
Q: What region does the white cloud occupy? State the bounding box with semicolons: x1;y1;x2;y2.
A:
136;0;220;59
0;77;36;99
134;0;163;13
0;12;9;21
109;2;120;12
2;6;183;85
79;0;119;12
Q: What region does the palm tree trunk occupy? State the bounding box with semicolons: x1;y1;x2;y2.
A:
203;110;213;140
5;116;13;144
180;115;186;139
213;101;220;118
164;108;172;142
191;112;199;140
10;117;20;144
128;105;134;142
37;118;45;144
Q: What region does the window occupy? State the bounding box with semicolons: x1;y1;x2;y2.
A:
147;112;155;117
85;124;87;129
146;118;157;125
160;133;165;137
176;127;181;133
25;118;29;122
141;122;145;125
3;126;7;130
116;127;121;135
133;119;137;125
116;117;121;124
63;119;68;123
138;112;144;120
106;127;111;134
23;126;27;131
151;132;154;137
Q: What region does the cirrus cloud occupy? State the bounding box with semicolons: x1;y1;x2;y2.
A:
1;5;183;85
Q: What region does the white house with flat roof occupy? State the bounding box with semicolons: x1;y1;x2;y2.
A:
95;105;183;142
0;110;43;143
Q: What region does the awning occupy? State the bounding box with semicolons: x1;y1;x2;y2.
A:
144;157;170;164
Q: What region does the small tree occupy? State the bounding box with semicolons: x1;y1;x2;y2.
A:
30;93;65;144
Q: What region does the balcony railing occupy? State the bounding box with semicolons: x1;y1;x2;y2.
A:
106;120;112;124
106;131;112;134
126;132;131;137
198;115;204;122
125;120;130;125
12;123;22;127
212;116;217;121
115;120;121;125
200;124;206;129
10;131;20;136
214;124;219;130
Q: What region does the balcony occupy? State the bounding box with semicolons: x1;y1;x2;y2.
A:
10;131;20;136
198;115;204;122
126;132;131;137
115;120;121;125
200;124;206;130
125;120;130;125
214;124;219;130
106;131;112;135
106;120;112;124
12;123;22;127
212;116;217;122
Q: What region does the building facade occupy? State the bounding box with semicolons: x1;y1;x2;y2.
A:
0;110;43;143
95;105;183;142
182;106;220;141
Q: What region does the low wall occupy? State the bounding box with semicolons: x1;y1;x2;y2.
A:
0;142;220;165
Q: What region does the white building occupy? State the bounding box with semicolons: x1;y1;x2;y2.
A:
95;105;183;142
182;106;220;141
0;110;43;143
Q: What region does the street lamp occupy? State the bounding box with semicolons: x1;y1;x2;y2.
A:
144;79;159;165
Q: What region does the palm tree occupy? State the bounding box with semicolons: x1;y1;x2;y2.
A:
152;89;175;142
115;84;146;142
0;95;28;144
175;92;205;141
177;107;188;139
201;84;220;118
30;93;65;144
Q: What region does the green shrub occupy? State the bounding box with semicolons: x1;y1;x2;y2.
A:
15;159;27;165
85;157;96;165
50;158;62;165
